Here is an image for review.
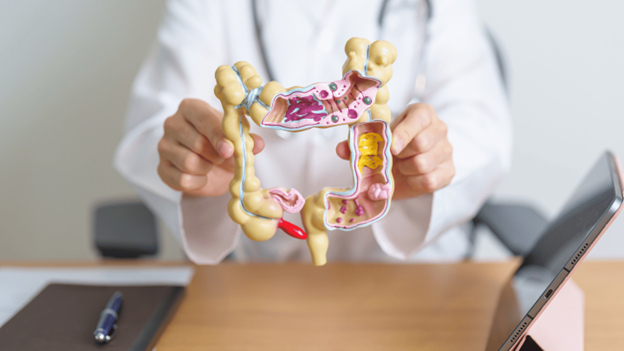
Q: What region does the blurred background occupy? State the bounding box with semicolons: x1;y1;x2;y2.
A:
0;0;623;261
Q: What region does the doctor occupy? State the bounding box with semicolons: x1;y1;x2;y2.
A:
115;0;511;264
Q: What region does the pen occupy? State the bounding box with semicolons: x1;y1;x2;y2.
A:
94;291;123;344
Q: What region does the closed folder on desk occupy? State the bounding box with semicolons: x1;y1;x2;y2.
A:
0;283;185;351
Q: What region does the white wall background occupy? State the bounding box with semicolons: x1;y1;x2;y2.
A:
0;0;177;261
477;0;624;259
0;0;622;261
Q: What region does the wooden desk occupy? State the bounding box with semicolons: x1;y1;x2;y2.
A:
151;261;624;351
2;261;621;349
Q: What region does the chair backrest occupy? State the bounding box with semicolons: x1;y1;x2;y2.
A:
92;200;158;258
471;201;549;257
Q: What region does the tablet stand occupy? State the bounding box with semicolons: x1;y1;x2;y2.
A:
515;280;585;351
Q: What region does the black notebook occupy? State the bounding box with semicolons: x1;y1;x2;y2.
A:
0;283;185;351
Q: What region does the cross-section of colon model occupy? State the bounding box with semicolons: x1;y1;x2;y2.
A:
214;37;397;266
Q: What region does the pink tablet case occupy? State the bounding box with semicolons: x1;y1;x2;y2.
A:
515;280;584;351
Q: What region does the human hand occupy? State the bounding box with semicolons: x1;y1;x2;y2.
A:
388;103;454;200
335;103;454;201
157;98;264;197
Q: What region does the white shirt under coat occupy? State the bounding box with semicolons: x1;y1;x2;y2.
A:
114;0;512;264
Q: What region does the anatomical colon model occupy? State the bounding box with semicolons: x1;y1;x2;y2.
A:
214;37;397;266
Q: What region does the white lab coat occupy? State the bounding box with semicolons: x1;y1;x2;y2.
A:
114;0;512;264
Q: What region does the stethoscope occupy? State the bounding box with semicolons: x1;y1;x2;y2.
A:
250;0;432;139
251;0;432;94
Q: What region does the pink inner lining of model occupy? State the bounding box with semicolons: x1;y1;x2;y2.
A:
324;121;391;230
262;71;380;130
368;183;392;201
268;188;305;213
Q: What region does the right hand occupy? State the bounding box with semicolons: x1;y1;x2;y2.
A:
157;98;265;197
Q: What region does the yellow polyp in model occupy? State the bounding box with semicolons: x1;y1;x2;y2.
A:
214;38;398;266
358;155;383;174
358;132;383;173
359;133;383;155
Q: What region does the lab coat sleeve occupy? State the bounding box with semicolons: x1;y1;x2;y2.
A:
372;0;513;260
114;0;240;264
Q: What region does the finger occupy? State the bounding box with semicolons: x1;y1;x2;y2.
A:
157;159;208;192
169;116;264;161
250;133;265;155
208;134;263;173
165;116;225;164
406;160;455;193
158;138;212;175
180;99;235;159
390;104;433;156
396;139;453;176
220;156;236;172
395;120;448;159
335;140;350;160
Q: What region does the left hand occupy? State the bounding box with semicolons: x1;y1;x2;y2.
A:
336;103;455;201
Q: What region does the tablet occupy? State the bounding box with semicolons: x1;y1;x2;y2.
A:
485;151;624;351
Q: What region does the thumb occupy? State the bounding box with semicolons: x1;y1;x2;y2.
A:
250;133;265;154
335;140;350;160
181;99;234;159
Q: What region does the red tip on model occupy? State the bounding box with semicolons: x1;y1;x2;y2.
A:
277;218;307;239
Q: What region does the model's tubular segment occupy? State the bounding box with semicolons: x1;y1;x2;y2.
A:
215;62;306;242
323;120;393;230
261;71;381;131
301;38;397;266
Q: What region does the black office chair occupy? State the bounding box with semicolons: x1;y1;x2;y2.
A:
92;199;159;258
468;200;549;258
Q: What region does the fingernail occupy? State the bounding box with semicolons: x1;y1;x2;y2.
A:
391;136;403;154
218;141;233;157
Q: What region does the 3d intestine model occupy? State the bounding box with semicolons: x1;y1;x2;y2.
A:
214;38;397;266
